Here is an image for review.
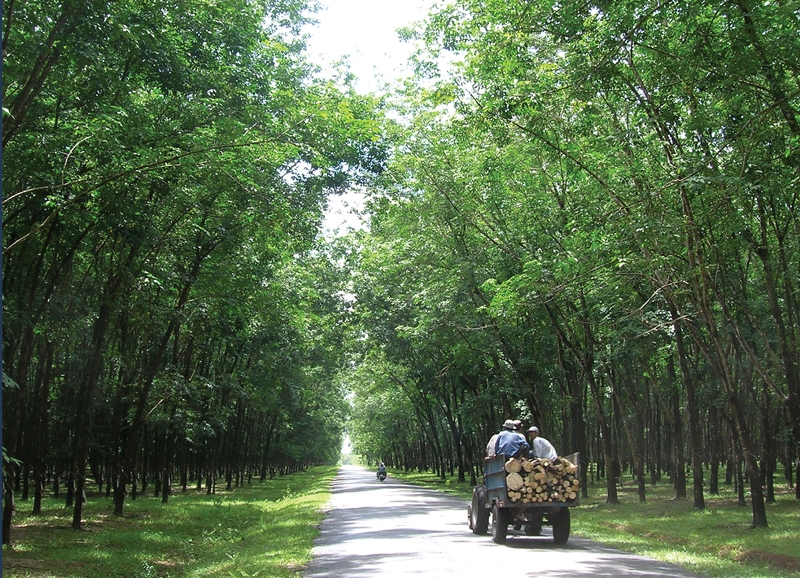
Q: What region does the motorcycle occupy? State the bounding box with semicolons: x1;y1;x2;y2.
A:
377;471;387;482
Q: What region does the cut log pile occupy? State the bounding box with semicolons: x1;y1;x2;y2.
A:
504;456;579;503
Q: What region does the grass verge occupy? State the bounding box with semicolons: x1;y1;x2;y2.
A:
389;468;800;578
2;466;338;578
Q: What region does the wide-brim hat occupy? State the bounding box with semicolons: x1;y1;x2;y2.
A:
503;419;516;429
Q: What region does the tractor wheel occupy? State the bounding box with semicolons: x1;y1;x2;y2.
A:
470;487;489;535
491;504;509;544
551;508;571;544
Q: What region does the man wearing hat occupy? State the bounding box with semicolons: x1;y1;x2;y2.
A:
494;419;530;460
527;426;557;460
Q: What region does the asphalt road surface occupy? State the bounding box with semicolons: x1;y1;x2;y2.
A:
303;465;708;578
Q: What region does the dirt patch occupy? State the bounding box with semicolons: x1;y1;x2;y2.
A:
2;556;51;571
598;521;633;532
596;522;691;548
2;555;86;577
5;522;74;545
6;512;139;546
717;544;738;557
737;550;800;573
641;531;689;546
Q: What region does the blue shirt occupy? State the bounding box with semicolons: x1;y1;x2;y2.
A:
495;430;529;459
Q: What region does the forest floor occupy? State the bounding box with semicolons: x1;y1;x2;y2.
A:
391;467;800;578
3;464;798;578
1;466;338;578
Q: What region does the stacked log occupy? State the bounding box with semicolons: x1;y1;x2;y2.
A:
504;457;579;503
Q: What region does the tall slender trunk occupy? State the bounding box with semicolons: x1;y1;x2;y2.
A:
2;2;73;146
72;301;112;530
32;339;54;515
709;405;721;495
545;298;616;502
113;249;210;516
669;304;704;509
558;336;588;494
761;384;776;503
667;354;687;499
2;479;14;545
607;367;645;502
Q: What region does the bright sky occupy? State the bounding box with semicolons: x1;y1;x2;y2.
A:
305;0;434;237
305;0;432;93
305;2;434;453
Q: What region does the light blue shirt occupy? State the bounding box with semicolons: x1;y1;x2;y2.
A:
531;436;557;460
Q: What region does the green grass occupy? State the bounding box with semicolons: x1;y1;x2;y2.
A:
7;464;798;578
389;468;800;578
2;466;338;578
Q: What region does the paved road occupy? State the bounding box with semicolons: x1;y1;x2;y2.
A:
303;465;708;578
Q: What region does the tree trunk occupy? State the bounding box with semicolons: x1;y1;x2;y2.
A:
113;473;127;516
669;304;705;510
2;3;72;146
709;405;721;495
666;355;687;499
2;480;14;545
560;339;588;497
112;253;205;516
65;472;74;507
71;474;85;530
736;457;746;507
794;430;800;501
161;471;170;504
608;368;645;502
761;384;776;503
32;468;44;516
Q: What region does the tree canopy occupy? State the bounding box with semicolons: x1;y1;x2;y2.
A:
3;0;799;541
344;0;800;530
2;0;385;533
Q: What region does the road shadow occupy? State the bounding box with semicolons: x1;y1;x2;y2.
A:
304;466;708;578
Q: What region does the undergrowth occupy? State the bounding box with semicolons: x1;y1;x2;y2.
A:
2;466;337;578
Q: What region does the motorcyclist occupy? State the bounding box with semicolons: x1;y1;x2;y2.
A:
377;462;387;480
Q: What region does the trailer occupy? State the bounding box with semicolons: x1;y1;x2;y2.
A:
467;452;580;544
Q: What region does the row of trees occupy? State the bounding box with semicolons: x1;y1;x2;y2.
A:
346;0;800;530
4;0;799;547
2;0;384;541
